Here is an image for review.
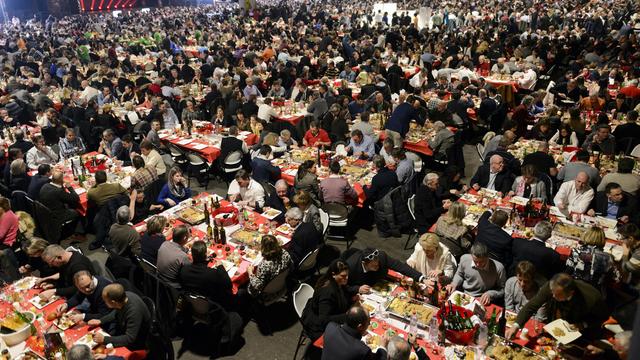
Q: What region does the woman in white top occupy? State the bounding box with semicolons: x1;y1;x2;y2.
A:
406;233;456;284
549;124;579;147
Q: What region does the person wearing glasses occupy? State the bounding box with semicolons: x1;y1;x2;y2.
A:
344;248;424;293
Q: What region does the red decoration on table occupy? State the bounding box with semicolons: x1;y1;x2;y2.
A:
211;206;239;227
436;304;477;345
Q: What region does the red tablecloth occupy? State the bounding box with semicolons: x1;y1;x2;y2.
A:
0;288;135;359
312;270;544;357
273;114;305;126
280;171;366;207
378;132;434;157
134;194;291;293
160;132;258;163
483;78;519;93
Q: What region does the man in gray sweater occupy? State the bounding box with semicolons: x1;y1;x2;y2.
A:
91;283;151;350
445;243;506;306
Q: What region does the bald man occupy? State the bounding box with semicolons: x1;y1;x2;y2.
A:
38;170;81;225
554;172;594;215
90;283;151;350
470;154;515;195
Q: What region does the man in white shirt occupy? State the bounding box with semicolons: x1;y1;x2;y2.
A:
517;65;537;91
257;97;278;123
139;140;166;178
228;170;265;209
553;172;594;215
79;80;100;103
26;135;59;170
409;68;429;90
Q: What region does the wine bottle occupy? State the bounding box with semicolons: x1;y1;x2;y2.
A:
213;222;219;243
487;308;497;336
430;281;439;307
438;312;446;346
540;198;548;217
497;308;507;337
219;225;226;245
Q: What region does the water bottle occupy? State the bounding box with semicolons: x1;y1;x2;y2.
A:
476;323;488;348
428;316;439;343
409;311;418;335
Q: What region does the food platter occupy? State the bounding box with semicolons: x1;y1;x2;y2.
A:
552;223;586;241
175;206;206;225
15;350;45;360
486;335;545;359
230;229;261;247
385;297;437;328
370;281;398;297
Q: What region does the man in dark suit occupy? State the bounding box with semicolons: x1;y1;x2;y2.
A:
477;89;497;124
321;306;387;360
179;241;235;310
363;155;399;205
220;126;249;170
27;164;51;200
8;129;33;154
470;154;515;195
263;180;293;223
476;210;513;269
587;182;638;224
251;145;281;184
286;207;323;266
38;170;81;225
345;248;423;293
510;221;564;279
414;173;452;234
117;134;140;166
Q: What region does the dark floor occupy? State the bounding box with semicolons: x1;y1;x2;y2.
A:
65;145;481;359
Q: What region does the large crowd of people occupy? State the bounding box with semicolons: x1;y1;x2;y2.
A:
0;0;638;358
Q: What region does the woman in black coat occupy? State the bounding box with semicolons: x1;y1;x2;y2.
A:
300;260;358;341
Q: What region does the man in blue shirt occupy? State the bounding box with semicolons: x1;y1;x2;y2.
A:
348;97;365;119
587;182;637;223
346;130;375;159
385;95;424;147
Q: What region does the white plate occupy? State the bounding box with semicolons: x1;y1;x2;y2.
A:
12;277;37;291
191;143;208;150
543;319;581;344
261;208;282;220
28;295;60;309
76;330;109;349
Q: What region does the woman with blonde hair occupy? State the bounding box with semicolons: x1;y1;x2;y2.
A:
565;226;620;292
19;237;55;277
435;201;473;258
406;233;456;284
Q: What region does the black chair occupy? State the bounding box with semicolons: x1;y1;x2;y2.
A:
178;293;243;358
33;200;75;244
165;142;189;170
136;255;160;304
10;190;33;214
0;182;10;198
617;137;639;155
185;152;212;189
142;296;175;360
